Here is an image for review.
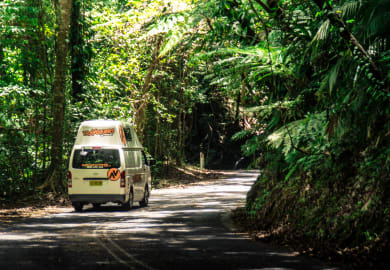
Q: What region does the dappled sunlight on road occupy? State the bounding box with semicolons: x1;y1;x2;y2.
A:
0;171;338;270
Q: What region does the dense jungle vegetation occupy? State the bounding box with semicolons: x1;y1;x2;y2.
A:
1;0;389;268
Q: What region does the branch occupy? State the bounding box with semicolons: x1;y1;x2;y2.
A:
284;121;312;155
141;35;164;94
328;13;384;82
205;17;214;32
253;0;272;14
248;0;277;94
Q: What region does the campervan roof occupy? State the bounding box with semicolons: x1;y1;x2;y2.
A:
74;120;142;148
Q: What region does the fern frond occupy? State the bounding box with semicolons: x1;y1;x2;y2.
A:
267;112;327;156
328;57;343;94
245;96;304;118
312;19;330;42
338;0;362;19
193;44;289;95
141;9;204;58
232;129;252;141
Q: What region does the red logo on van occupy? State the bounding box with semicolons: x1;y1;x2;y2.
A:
119;126;127;145
108;168;120;181
83;128;115;136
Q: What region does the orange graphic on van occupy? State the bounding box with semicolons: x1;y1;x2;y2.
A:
107;168;120;181
82;128;115;136
119;126;127;145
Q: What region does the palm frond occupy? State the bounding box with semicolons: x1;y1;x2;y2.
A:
319;57;344;95
366;11;390;39
358;0;390;42
329;58;343;94
338;0;362;19
312;19;330;43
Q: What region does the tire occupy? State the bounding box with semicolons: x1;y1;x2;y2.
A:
73;202;83;212
139;186;149;207
92;203;101;209
122;190;134;210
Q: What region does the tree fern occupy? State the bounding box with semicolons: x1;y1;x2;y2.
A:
141;3;208;58
245;96;304;119
267;112;328;157
193;44;289;98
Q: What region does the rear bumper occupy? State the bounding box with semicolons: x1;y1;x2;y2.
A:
69;194;126;203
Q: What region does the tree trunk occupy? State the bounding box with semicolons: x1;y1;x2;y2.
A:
0;45;4;78
154;116;160;158
70;0;84;101
154;93;161;158
37;0;50;172
177;109;183;166
41;0;73;193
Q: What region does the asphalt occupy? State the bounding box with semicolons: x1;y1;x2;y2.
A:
0;171;340;270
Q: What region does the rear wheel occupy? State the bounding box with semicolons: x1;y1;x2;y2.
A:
139;186;149;207
92;203;101;209
122;190;134;210
73;202;83;212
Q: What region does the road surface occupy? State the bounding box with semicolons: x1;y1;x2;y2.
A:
0;171;339;270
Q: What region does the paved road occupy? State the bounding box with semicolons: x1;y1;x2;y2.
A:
0;171;338;270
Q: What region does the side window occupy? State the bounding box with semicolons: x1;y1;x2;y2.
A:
124;127;132;142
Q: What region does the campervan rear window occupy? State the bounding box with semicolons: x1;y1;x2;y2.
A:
72;149;120;169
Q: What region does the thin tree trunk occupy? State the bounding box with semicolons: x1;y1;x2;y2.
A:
0;45;4;78
41;0;73;193
154;95;161;158
181;112;186;163
70;0;84;100
37;0;50;172
177;109;182;165
136;36;164;136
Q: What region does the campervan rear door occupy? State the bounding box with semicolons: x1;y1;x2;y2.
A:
70;146;125;195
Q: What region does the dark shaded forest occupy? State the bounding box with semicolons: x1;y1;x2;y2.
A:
1;0;389;268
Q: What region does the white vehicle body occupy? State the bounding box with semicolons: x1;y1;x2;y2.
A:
68;120;152;211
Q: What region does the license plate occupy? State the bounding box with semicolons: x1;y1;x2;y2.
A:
89;181;103;186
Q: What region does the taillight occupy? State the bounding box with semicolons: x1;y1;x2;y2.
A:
68;171;72;188
120;171;126;188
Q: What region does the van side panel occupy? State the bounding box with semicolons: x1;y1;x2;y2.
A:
124;149;144;201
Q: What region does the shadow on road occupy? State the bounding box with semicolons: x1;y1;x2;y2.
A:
0;171;338;270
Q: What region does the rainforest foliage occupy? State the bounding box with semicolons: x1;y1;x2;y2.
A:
1;0;389;267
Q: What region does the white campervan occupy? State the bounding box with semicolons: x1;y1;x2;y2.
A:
68;120;154;212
